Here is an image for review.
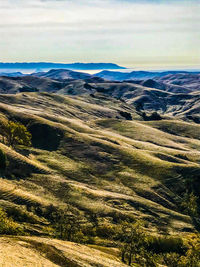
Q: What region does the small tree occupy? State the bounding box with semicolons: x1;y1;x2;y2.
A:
181;191;198;217
50;208;86;243
0;120;32;148
120;221;156;266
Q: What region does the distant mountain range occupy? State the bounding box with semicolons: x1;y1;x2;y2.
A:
95;70;200;81
0;68;200;121
0;62;126;72
32;69;91;80
0;72;24;77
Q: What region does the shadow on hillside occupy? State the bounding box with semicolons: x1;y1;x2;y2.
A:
28;123;64;151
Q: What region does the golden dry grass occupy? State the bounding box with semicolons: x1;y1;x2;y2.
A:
0;236;128;267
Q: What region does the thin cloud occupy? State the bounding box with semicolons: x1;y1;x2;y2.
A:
0;0;199;67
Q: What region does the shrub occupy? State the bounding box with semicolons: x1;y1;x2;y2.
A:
96;223;116;239
181;191;198;218
180;234;200;267
0;207;23;235
147;235;184;254
119;111;132;120
142;112;162;121
162;253;181;267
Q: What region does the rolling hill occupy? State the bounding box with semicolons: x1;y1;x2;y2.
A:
32;69;92;80
0;70;200;122
0;70;200;265
155;73;200;91
0;92;199;231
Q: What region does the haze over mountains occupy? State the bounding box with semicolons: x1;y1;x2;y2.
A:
0;62;125;74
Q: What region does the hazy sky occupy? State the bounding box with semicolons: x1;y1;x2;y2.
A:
0;0;200;68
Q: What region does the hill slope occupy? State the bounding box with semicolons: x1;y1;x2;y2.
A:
0;91;200;264
0;92;200;236
0;73;200;121
0;236;126;267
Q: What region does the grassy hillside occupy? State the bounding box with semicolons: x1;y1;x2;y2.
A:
1;74;200;121
0;92;200;265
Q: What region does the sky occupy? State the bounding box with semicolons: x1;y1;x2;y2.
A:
0;0;200;69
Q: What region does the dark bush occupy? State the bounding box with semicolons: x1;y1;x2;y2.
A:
147;236;185;254
0;149;7;170
119;111;132;120
142;111;162;121
19;86;39;93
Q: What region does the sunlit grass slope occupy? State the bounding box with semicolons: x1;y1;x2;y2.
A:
0;236;126;267
0;92;200;241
